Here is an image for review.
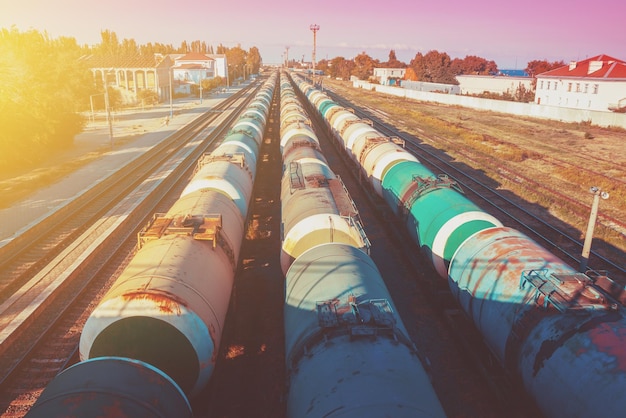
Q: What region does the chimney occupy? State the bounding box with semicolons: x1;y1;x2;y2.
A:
569;61;577;70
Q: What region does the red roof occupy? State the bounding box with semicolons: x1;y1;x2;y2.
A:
538;54;626;79
178;52;213;61
176;63;207;69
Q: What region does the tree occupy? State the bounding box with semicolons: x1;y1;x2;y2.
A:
383;50;405;68
0;28;89;172
225;44;247;80
451;55;498;75
404;67;418;81
120;38;139;56
409;50;457;84
97;30;120;56
316;59;330;75
246;46;262;74
525;59;565;78
352;51;378;80
328;57;355;80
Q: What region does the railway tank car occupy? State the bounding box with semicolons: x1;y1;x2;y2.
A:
280;72;447;418
79;74;277;396
292;74;626;418
25;357;193;418
26;73;279;417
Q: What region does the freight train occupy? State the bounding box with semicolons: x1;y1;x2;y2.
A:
26;72;278;417
279;71;447;417
291;73;626;418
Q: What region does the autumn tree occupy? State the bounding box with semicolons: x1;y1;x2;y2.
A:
410;50;457;84
316;59;330;75
352;51;379;80
328;57;355;80
525;59;565;77
451;55;498;75
404;67;418;81
383;50;406;68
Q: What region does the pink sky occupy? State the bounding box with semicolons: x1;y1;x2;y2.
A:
1;0;625;69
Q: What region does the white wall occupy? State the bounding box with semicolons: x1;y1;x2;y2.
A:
351;80;626;129
457;75;533;95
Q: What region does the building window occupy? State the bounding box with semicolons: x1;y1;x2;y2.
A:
554;82;558;90
546;81;550;90
593;84;599;94
576;83;581;92
584;83;589;93
540;80;544;89
567;82;572;92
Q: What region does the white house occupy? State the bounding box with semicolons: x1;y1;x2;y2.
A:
535;54;626;112
372;68;406;85
456;75;533;96
172;52;215;85
208;54;228;79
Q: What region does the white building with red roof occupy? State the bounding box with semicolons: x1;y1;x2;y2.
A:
534;54;626;112
172;52;215;86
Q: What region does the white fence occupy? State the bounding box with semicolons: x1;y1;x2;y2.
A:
352;80;626;129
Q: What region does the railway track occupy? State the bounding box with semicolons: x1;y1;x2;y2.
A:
325;88;626;284
0;82;263;416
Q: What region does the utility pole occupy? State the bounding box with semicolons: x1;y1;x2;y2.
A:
580;186;609;272
285;46;290;68
169;66;173;118
310;24;319;82
103;69;114;149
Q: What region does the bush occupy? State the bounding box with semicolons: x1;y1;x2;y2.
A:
137;89;159;105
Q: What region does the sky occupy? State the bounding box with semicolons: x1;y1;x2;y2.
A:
1;0;625;70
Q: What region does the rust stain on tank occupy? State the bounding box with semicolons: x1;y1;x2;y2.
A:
134;361;171;388
122;290;187;315
100;401;126;417
585;322;626;371
209;323;218;363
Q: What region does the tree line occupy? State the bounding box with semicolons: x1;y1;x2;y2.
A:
314;49;563;86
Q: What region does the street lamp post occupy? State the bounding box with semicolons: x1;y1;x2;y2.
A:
226;63;231;90
199;75;203;104
103;70;114;149
104;83;113;149
580;186;610;272
89;93;105;123
169;67;174;118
